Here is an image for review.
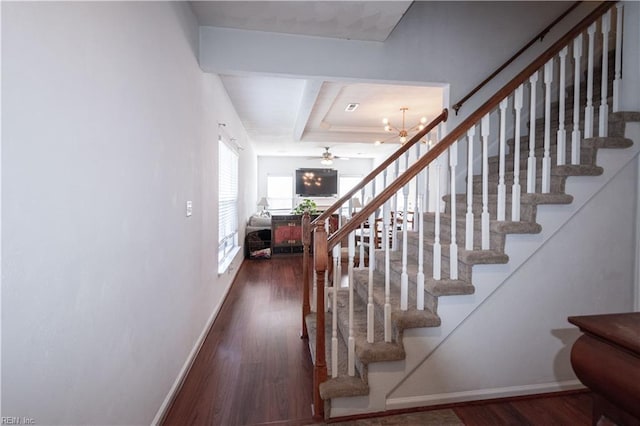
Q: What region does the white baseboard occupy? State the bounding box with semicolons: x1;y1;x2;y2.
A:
385;380;585;411
150;270;237;425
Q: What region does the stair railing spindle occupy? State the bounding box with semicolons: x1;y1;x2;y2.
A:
331;244;339;378
433;153;442;279
449;142;459;279
401;177;409;310
383;200;392;342
367;206;375;343
542;59;553;194
557;47;568;165
466;126;476;249
572;33;583;165
613;4;623;112
512;85;523;222
391;161;399;251
599;10;611;137
347;229;355;376
527;71;539;193
416;142;427;310
481;114;491;250
498;98;508;219
585;23;596;139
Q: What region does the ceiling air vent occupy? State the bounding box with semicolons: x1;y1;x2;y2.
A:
345;103;359;112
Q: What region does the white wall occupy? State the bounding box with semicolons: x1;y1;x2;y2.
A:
1;2;255;424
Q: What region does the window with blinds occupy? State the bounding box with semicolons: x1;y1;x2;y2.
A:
218;138;239;273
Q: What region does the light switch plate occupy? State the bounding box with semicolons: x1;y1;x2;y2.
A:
186;201;193;217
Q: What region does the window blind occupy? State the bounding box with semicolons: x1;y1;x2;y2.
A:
218;138;239;271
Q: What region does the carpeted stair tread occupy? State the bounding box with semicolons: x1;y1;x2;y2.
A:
351;269;442;328
426;277;475;296
334;286;406;365
319;376;369;400
307;309;371;401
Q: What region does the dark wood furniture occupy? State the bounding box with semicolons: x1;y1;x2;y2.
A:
568;312;640;426
271;214;338;255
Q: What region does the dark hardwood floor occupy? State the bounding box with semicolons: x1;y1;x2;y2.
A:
162;256;593;426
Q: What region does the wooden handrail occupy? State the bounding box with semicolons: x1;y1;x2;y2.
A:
452;1;582;115
310;108;449;227
328;0;615;249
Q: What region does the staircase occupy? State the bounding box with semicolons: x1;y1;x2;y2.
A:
303;2;639;419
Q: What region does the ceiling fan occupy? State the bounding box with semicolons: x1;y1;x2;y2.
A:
313;146;349;165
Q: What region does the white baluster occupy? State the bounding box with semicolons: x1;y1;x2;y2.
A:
449;142;458;279
325;220;330;313
358;188;366;268
347;231;355;376
599;10;611;137
416;143;426;310
527;71;538;193
333;242;340;288
613;4;623;113
498;98;508;219
481;114;490;250
400;179;409;310
542;59;553;194
331;252;338;378
585;24;596;139
367;186;375;343
383;201;391;342
572;34;583;165
466;126;476;250
513;85;523;222
391;161;399;251
557;48;568;166
433;153;442;279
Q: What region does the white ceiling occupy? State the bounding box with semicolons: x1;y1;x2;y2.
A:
190;1;445;161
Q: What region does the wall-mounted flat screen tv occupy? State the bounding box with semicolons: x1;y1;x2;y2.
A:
295;168;338;197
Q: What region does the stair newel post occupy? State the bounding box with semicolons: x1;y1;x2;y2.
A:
312;220;328;419
572;33;583;165
542;59;553;194
301;212;311;338
465;126;476;250
527;71;539;193
400;155;410;311
613;4;623;113
383;200;392;342
331;244;339;378
347;229;355;376
557;47;568;166
481;113;491;250
498;98;508;219
512;85;523;222
449;141;459;279
585;23;596;139
599;10;611;137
